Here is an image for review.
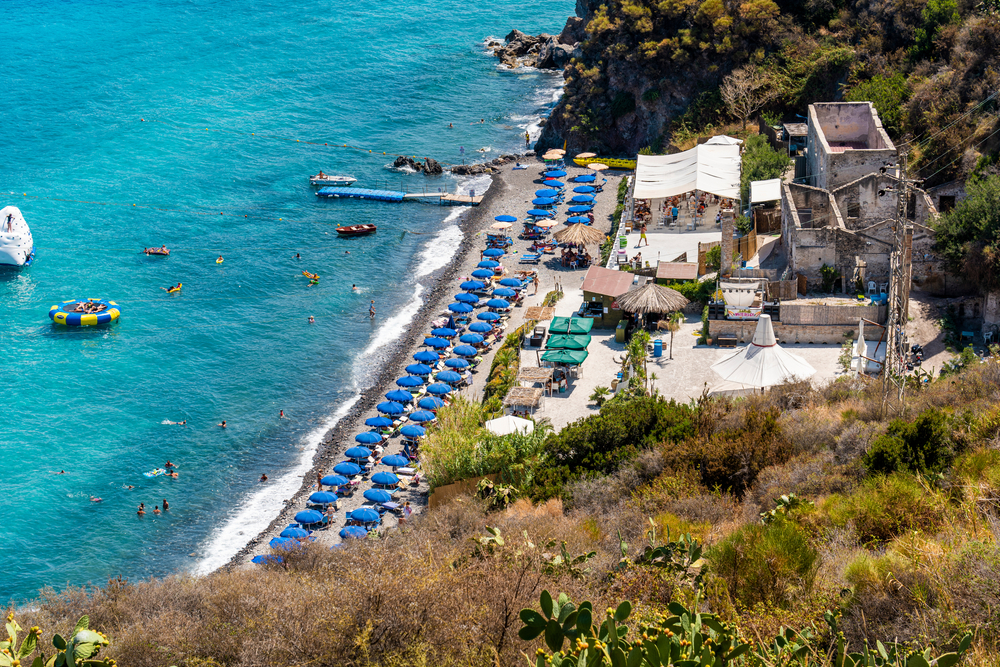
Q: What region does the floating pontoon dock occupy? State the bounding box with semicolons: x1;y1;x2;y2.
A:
316;187;481;206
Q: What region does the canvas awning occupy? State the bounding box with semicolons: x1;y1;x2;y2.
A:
540;349;589;365
710;315;816;388
750;178;782;204
546;334;592;350
549;316;594;334
632;143;741;200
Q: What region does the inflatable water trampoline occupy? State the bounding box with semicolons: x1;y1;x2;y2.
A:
49;299;121;326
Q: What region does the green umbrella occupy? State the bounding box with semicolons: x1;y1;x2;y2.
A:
545;334;592;350
540;349;589;365
549;316;594;334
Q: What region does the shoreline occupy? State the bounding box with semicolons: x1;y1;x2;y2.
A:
223;166;512;569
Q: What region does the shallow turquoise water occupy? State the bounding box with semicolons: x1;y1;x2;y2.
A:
0;0;571;603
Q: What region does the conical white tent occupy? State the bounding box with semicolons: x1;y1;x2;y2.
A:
710;315;816;388
484;415;534;436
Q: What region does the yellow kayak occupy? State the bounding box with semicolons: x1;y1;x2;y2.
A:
573;156;636;169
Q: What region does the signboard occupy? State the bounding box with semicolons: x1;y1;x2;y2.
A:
725;306;762;320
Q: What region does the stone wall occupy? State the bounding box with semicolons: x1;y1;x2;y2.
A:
780;302;885;325
709;320;862;345
806;102;897;191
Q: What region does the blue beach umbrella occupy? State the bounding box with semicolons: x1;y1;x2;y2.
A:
372;471;401;486
405;363;432;376
409;410;436;423
340;526;368;539
460;280;485;291
453;344;479;356
295;509;325;525
366;416;394;429
426;383;452;396
386;389;415;404
334;461;362;476
281;526;311;538
535;189;559;197
345;446;372;460
350;507;381;524
454;292;479;303
477;312;501;322
364;488;394;503
492;287;517;298
448;302;474;313
478;260;500;268
431;327;457;338
471;268;494;279
532;197;557;206
568;205;593;212
321;474;350;487
527;209;552;217
381;455;409;468
376;401;405;415
413;349;440;363
355;432;382;445
252;554;282;564
486;298;510;309
396;375;424;387
436;370;463;383
571;195;595;203
270;537;299;550
424;337;450;350
573;185;595;193
498;277;523;287
546;180;566;188
459;333;484;344
400;424;426;438
467;321;493;333
445;357;471;369
483;248;505;257
567;216;591;224
309;491;338;505
495;214;517;222
418;395;445;410
543;170;566;177
574;174;596;182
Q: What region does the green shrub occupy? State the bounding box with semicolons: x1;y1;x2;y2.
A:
844;72;911;136
665;279;714;305
826;473;946;543
740;135;790;204
863;408;954;475
933;173;1000;290
708;520;818;608
641;87;660;102
705;245;721;272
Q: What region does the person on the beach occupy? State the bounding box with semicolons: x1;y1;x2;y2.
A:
260;473;268;482
163;499;169;511
218;420;226;428
525;131;530;147
369;300;376;319
639;223;648;247
153;505;161;515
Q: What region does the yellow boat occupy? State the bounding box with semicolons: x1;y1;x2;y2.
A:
573;156;636;170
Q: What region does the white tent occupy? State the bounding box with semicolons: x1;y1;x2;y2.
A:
710;315;816;388
720;281;758;308
484;415;534;436
632;143;741;200
749;178;782;204
705;135;743;146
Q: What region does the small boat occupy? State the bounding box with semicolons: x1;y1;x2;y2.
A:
144;246;170;256
0;205;35;267
335;224;377;236
572;156;635;169
310;174;357;187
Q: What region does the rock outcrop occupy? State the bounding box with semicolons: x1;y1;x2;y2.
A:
451;154;520;175
490;23;582;70
392;156;445;175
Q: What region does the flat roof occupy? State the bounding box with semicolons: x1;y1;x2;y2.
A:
783;123;808;136
582;266;635;298
656;262;699;281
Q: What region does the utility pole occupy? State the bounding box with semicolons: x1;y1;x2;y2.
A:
881;151;915;415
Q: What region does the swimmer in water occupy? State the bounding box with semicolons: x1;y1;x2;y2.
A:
90;496;102;502
164;461;176;469
168;471;178;478
218;420;226;428
260;473;268;482
163;499;169;510
165;420;186;425
308;315;315;323
54;470;66;475
280;410;285;419
153;505;161;515
369;300;376;319
125;485;134;490
352;284;359;292
295;253;301;259
217;256;224;263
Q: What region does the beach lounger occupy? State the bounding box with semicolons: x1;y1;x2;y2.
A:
520;253;541;264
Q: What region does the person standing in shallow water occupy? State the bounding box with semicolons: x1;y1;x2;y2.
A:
369;300;376;319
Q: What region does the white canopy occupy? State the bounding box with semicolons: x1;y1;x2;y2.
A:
720;281;758;308
705;135;743;146
633;143;741;200
750;178;782;204
710;315;816;388
484;415;534;436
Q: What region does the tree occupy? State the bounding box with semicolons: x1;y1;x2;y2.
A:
720;63;778;131
933;174;1000;290
740;134;791;204
663;310;685;360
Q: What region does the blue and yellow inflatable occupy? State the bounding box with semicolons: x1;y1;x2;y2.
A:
49;299;121;326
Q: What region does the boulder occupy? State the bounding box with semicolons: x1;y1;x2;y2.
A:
451;164;493;176
392;156;423;172
538;37;577;69
423;157;443;175
558;16;586;45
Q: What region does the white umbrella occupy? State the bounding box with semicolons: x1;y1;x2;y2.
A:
710;315;816;388
484;415;534;436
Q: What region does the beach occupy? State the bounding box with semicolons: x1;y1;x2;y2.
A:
231;156;624;563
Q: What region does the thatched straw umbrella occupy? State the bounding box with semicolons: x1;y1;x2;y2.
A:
618;282;689;359
553;223;606;246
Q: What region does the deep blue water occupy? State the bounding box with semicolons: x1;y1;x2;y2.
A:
0;0;571;603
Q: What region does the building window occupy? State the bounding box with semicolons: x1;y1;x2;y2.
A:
799;208;813;225
938;195;956;213
847;202;860;218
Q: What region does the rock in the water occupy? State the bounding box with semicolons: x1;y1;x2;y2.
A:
492;29;563;69
393;156;423;172
424;157;443;175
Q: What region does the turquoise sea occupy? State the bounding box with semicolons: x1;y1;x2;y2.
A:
0;0;571;603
